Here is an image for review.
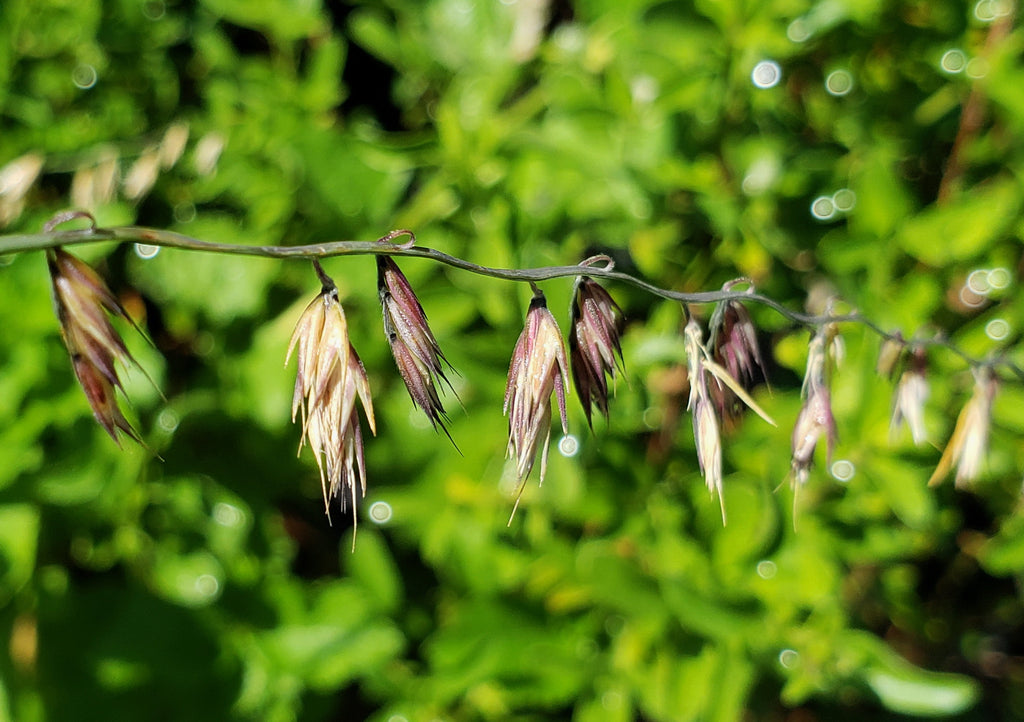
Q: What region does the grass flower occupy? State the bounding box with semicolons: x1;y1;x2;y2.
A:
0;153;43;226
123;146;161;201
708;282;769;425
377;256;458;444
684;316;775;523
47;247;142;444
790;382;837;486
158;122;190;169
709;282;768;388
504;288;570;520
569;275;625;427
790;328;838;487
890;348;929;446
684;319;725;522
287;262;376;545
929;368;997;489
875;333;905;379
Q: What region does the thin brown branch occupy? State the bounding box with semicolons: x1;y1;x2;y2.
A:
938;8;1016;203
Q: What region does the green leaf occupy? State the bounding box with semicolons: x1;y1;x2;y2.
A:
259;582;404;690
846;631;980;716
866;669;979;717
0;504;39;604
344;529;403;614
659;580;757;642
896;178;1020;265
128;221;282;326
147;548;224;608
200;0;326;41
978;513;1024;577
850;148;914;239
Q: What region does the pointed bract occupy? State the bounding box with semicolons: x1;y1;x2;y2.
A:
377;257;458;444
47;248;142;444
504;290;570;520
569;276;625;427
287;280;376;547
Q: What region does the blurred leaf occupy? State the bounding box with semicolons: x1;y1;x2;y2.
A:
897;179;1020;265
298;130;411;225
147;547;224;608
343;529;403;614
850;148;914;239
978;513;1024;577
845;631;980;716
38;585;238;721
200;0;326;41
128;223;281;325
425;599;592;710
0;504;39;604
259;582;403;690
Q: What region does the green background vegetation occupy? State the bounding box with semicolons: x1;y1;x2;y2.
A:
2;0;1024;719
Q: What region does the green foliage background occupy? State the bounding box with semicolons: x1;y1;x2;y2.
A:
2;0;1024;719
